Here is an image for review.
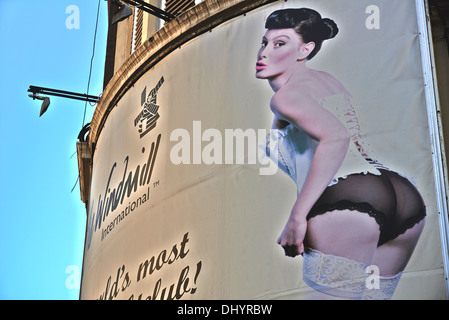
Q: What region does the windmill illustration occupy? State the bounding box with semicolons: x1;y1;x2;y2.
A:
134;77;164;138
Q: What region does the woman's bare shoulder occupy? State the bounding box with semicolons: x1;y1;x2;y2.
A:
313;70;350;96
270;82;319;123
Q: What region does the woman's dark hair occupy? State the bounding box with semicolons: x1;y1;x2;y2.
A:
265;8;338;60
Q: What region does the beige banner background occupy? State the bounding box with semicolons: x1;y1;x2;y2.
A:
81;0;447;299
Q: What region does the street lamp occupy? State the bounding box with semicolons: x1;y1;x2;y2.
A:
27;85;100;117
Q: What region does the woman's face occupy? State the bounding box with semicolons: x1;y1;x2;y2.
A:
256;28;308;80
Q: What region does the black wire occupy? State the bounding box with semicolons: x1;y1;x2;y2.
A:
82;0;101;128
73;0;101;194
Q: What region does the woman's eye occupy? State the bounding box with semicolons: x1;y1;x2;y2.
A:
261;41;267;47
274;41;285;47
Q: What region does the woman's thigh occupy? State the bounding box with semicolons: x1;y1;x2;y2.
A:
305;209;380;265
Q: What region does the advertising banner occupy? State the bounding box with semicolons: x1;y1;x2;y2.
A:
81;0;448;300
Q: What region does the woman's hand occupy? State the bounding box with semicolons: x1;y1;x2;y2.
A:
277;214;308;257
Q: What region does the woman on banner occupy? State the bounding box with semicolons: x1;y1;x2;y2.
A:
255;8;426;299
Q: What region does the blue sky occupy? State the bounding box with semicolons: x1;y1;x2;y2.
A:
0;0;108;299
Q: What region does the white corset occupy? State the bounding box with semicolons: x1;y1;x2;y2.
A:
267;93;383;191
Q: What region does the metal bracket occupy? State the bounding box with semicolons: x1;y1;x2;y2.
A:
121;0;175;22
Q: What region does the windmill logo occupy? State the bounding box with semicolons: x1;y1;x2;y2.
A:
134;76;164;139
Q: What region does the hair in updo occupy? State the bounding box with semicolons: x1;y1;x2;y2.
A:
265;8;338;60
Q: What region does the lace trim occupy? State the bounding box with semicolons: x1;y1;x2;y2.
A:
307;200;386;232
320;93;372;158
307;200;426;246
378;210;426;246
303;248;403;300
303;248;368;299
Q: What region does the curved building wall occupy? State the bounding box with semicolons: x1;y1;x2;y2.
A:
80;0;448;299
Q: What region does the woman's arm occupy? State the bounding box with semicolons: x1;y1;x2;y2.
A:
271;88;351;257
